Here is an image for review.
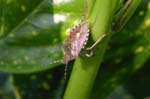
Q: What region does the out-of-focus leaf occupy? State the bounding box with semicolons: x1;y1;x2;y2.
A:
0;0;42;37
12;66;65;99
91;1;150;98
0;73;14;99
0;0;85;73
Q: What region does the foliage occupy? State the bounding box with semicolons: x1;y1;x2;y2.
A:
0;0;149;99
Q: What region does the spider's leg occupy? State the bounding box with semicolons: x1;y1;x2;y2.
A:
112;0;132;32
86;33;107;57
84;0;89;19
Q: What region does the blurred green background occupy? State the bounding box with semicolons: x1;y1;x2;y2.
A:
0;0;150;99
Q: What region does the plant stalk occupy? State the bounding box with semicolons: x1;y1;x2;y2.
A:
63;0;118;99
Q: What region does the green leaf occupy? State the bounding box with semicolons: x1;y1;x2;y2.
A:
12;68;64;99
0;0;84;73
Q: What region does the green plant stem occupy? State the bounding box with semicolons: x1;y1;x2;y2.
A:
63;0;118;99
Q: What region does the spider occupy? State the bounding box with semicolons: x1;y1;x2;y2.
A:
61;0;106;79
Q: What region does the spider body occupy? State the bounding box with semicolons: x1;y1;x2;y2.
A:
62;21;90;65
